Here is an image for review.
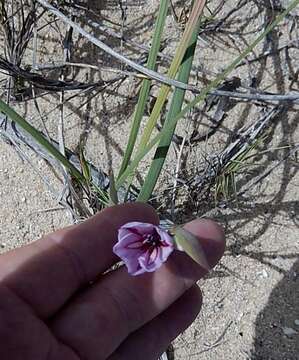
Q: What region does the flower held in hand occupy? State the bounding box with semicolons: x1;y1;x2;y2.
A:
113;222;174;275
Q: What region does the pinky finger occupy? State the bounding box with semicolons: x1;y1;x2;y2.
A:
108;285;202;360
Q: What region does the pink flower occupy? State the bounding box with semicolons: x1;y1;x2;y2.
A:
113;221;174;276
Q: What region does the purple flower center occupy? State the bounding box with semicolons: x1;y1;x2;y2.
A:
143;230;161;246
125;228;168;253
113;222;174;275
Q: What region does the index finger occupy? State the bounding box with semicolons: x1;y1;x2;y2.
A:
0;203;158;318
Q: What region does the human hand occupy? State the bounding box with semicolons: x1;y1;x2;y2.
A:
0;203;225;360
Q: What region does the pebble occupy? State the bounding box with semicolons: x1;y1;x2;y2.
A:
257;269;269;278
294;319;299;326
21;197;27;203
0;243;6;249
290;210;296;218
282;327;297;337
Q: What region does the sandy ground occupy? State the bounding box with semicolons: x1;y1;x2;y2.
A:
1;131;298;360
1;1;299;359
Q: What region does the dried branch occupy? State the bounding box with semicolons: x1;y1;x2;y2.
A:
190;107;282;194
0;112;110;190
35;0;299;103
0;56;125;92
36;0;192;90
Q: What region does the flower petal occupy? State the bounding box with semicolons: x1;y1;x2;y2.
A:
121;221;155;235
113;221;175;276
138;249;160;273
123;256;142;275
155;226;174;246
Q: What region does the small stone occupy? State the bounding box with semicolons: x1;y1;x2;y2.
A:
262;269;269;278
290;210;296;218
237;312;244;321
0;243;6;249
21;197;27;203
294;320;299;326
218;202;227;209
282;327;297;337
257;269;269;278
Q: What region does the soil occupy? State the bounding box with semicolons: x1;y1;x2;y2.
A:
0;1;298;359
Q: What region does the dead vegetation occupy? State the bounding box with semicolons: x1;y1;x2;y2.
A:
1;1;298;216
0;1;298;358
0;0;298;223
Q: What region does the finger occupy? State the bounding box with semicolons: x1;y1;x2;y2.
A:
108;285;202;360
0;284;78;360
51;219;225;360
0;203;158;318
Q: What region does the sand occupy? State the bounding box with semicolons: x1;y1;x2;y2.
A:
0;0;298;359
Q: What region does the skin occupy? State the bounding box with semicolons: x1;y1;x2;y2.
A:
0;203;225;360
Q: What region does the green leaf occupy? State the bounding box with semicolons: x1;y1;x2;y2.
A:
109;170;119;206
0;98;84;182
172;227;210;270
116;0;299;189
170;0;299;125
79;141;91;183
138;14;200;202
118;0;169;178
136;0;207;152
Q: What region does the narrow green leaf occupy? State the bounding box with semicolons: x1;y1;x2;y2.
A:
116;0;299;189
171;0;299;126
136;0;207;152
79;141;91;183
109;170;119;205
173;227;210;270
118;0;169;178
138;16;200;202
0;98;84;182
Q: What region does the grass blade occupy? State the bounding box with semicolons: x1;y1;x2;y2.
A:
136;0;207;151
116;0;299;190
138;19;200;202
171;0;299;126
118;0;169;178
0;98;84;182
109;170;119;205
